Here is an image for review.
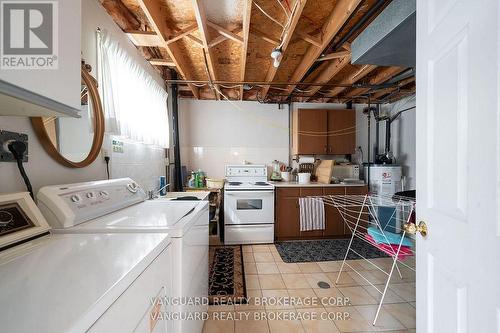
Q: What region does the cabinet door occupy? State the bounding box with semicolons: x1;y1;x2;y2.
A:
344;186;368;234
323;187;345;237
276;196;300;239
327;109;356;154
298;109;328;154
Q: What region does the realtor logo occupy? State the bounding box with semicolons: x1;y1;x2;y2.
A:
1;1;58;69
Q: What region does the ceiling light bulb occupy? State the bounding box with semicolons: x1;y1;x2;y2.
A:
271;47;282;68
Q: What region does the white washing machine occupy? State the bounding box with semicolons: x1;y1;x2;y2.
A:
37;178;209;333
0;192;173;333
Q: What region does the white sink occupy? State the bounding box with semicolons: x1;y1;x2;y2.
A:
158;191;210;201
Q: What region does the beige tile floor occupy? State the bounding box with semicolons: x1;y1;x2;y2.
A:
204;244;416;333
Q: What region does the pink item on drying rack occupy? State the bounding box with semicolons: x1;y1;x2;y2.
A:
365;234;413;260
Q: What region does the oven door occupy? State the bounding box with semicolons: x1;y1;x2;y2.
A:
224;190;274;224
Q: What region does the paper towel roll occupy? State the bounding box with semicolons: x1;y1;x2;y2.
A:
298;156;315;164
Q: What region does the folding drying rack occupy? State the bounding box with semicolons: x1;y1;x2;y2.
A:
312;193;416;325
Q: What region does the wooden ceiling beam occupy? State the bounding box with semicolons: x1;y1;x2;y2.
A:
323;64;377;100
166;23;198;45
192;0;220;100
296;30;322;47
149;58;176;67
261;0;308;99
240;0;252;100
208;27;243;48
371;76;415;99
283;0;363;98
126;24;201;47
125;30;161;47
207;21;243;44
249;27;280;45
136;0;199;98
302;54;351;102
316;50;350;62
342;66;405;101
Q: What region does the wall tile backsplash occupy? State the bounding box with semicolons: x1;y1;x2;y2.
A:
105;135;167;191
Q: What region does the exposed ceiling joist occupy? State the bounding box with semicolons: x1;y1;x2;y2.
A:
371;75;415;99
302;54;351;102
125;30;161;47
296;30;322;47
316;50;350;62
240;0;252;100
166;23;198;45
261;0;308;99
136;0;199;98
325;64;377;100
284;0;363;98
208;27;243;48
207;21;243;44
342;66;405;101
249;27;280;45
192;0;220;100
149;58;176;67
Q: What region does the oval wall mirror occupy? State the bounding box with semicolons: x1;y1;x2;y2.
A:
31;64;105;168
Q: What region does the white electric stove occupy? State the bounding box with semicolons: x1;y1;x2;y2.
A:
37;178;209;333
224;165;275;244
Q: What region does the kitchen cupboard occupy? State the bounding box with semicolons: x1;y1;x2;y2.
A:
275;185;368;241
292;109;356;155
0;0;82;117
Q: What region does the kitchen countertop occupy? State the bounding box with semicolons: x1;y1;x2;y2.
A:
270;181;366;187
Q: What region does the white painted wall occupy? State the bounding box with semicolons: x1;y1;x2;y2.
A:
178;100;289;179
0;0;166;194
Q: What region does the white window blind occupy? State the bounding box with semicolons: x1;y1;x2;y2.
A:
97;29;169;148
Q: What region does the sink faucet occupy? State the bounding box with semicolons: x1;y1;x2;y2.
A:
148;183;170;200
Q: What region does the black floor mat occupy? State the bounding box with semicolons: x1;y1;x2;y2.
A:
275;238;388;263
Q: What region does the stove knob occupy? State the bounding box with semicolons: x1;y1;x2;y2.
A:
70;195;81;203
86;192;95;199
99;190;109;197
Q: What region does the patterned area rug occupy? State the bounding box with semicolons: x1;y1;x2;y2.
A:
208;245;246;305
275;238;389;263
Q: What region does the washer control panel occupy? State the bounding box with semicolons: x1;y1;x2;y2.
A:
37;178;146;228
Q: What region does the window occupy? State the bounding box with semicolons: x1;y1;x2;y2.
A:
97;29;169;148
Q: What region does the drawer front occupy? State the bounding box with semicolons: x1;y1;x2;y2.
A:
225;224;274;244
300;188;324;197
277;188;301;197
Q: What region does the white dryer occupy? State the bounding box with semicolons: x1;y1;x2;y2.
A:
37;178;209;333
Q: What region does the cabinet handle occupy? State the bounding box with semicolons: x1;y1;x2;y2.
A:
324;145;328;153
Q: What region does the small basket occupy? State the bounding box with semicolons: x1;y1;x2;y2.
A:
206;178;224;189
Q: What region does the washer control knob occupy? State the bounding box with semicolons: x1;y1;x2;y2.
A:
86;192;95;199
99;190;109;197
70;195;81;203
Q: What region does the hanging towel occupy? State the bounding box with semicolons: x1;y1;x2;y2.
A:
299;197;325;231
367;226;413;247
365;234;413;260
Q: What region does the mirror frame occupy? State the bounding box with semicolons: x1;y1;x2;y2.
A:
31;66;105;168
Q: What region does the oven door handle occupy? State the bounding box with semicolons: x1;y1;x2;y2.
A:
225;190;274;195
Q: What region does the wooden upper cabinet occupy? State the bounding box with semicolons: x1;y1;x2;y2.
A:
292;109;355;155
327;109;356;154
293;109;328;154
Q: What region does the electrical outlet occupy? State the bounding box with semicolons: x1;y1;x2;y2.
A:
0;130;28;162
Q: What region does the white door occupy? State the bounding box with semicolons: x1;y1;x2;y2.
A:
416;0;500;332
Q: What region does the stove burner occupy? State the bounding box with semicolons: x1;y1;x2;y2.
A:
254;182;269;186
228;182;242;186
